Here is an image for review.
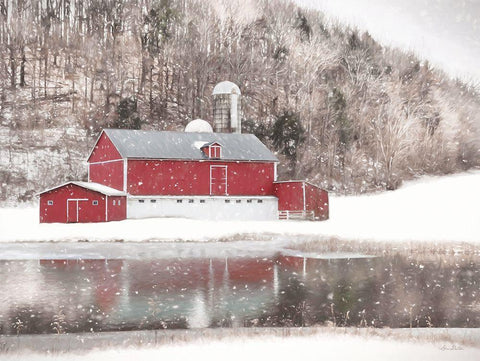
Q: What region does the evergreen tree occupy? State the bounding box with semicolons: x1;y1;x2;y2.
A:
329;88;351;147
242;118;271;144
113;97;141;129
271;110;305;162
294;10;312;42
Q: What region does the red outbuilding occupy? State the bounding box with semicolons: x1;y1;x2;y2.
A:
274;181;329;220
39;181;126;223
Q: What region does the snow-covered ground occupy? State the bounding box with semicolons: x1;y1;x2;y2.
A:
1;171;479;243
4;331;479;361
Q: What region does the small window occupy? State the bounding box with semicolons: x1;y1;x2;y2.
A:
177;199;183;203
113;200;116;206
151;199;156;203
47;200;53;206
209;144;222;158
225;199;230;203
139;199;145;203
257;199;263;203
93;200;98;206
236;200;241;203
247;199;252;203
118;200;121;206
189;199;194;203
200;199;206;203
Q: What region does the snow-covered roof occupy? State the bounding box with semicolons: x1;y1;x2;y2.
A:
39;181;126;196
200;141;223;148
103;129;278;162
212;81;241;95
273;180;324;189
185;119;213;133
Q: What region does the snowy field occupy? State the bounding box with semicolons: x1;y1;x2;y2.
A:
0;171;479;244
3;330;479;361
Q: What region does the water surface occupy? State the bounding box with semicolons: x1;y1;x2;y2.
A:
0;242;478;334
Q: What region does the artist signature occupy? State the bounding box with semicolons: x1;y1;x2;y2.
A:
440;344;463;351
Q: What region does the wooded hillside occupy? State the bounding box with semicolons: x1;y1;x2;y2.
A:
1;0;479;203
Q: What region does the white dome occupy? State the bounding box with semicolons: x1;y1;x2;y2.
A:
212;81;241;95
185;119;213;133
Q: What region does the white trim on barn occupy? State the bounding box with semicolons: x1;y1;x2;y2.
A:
89;159;124;165
209;144;222;158
38;181;126;197
123;159;128;193
127;195;278;221
88;158;124;165
209;165;228;195
273;180;322;189
302;182;306;212
86;130;127;162
86;130;106;162
105;195;109;222
66;198;88;223
225;166;228;195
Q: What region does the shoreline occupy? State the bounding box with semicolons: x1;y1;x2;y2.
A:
2;327;480;354
0;237;479;261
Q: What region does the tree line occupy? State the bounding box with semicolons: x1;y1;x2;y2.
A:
0;0;479;202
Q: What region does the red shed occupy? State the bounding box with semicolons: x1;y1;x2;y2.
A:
39;181;126;223
274;181;329;220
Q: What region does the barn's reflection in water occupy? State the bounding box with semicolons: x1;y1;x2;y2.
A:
0;252;478;334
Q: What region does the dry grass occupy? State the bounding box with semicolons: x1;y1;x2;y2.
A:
290;237;480;258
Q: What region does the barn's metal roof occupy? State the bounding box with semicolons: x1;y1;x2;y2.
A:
103;129;278;162
38;181;126;196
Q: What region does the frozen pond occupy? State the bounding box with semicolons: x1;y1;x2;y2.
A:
0;242;478;334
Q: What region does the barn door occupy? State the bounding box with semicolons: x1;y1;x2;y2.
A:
67;199;88;223
210;165;228;195
67;199;78;223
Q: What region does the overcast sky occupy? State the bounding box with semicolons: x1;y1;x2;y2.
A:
294;0;480;86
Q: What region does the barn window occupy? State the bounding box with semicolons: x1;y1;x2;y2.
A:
113;200;116;206
139;199;145;203
257;199;263;203
189;199;194;203
247;199;252;203
118;200;121;206
236;200;241;203
200;199;205;203
151;199;156;203
209;144;222;158
225;199;230;203
177;199;183;203
47;200;53;206
93;200;98;206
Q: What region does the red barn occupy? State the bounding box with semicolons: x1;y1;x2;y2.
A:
38;81;328;223
39;181;126;223
274;181;329;220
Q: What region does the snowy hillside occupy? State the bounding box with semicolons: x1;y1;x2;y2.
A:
1;171;479;243
324;170;480;243
1;0;480;203
296;0;480;85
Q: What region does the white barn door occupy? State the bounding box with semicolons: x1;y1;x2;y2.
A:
210;165;228;195
66;199;88;223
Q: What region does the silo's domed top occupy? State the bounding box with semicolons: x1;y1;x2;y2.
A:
185;119;213;133
212;81;241;95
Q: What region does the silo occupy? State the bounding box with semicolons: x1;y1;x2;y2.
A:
212;81;242;133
